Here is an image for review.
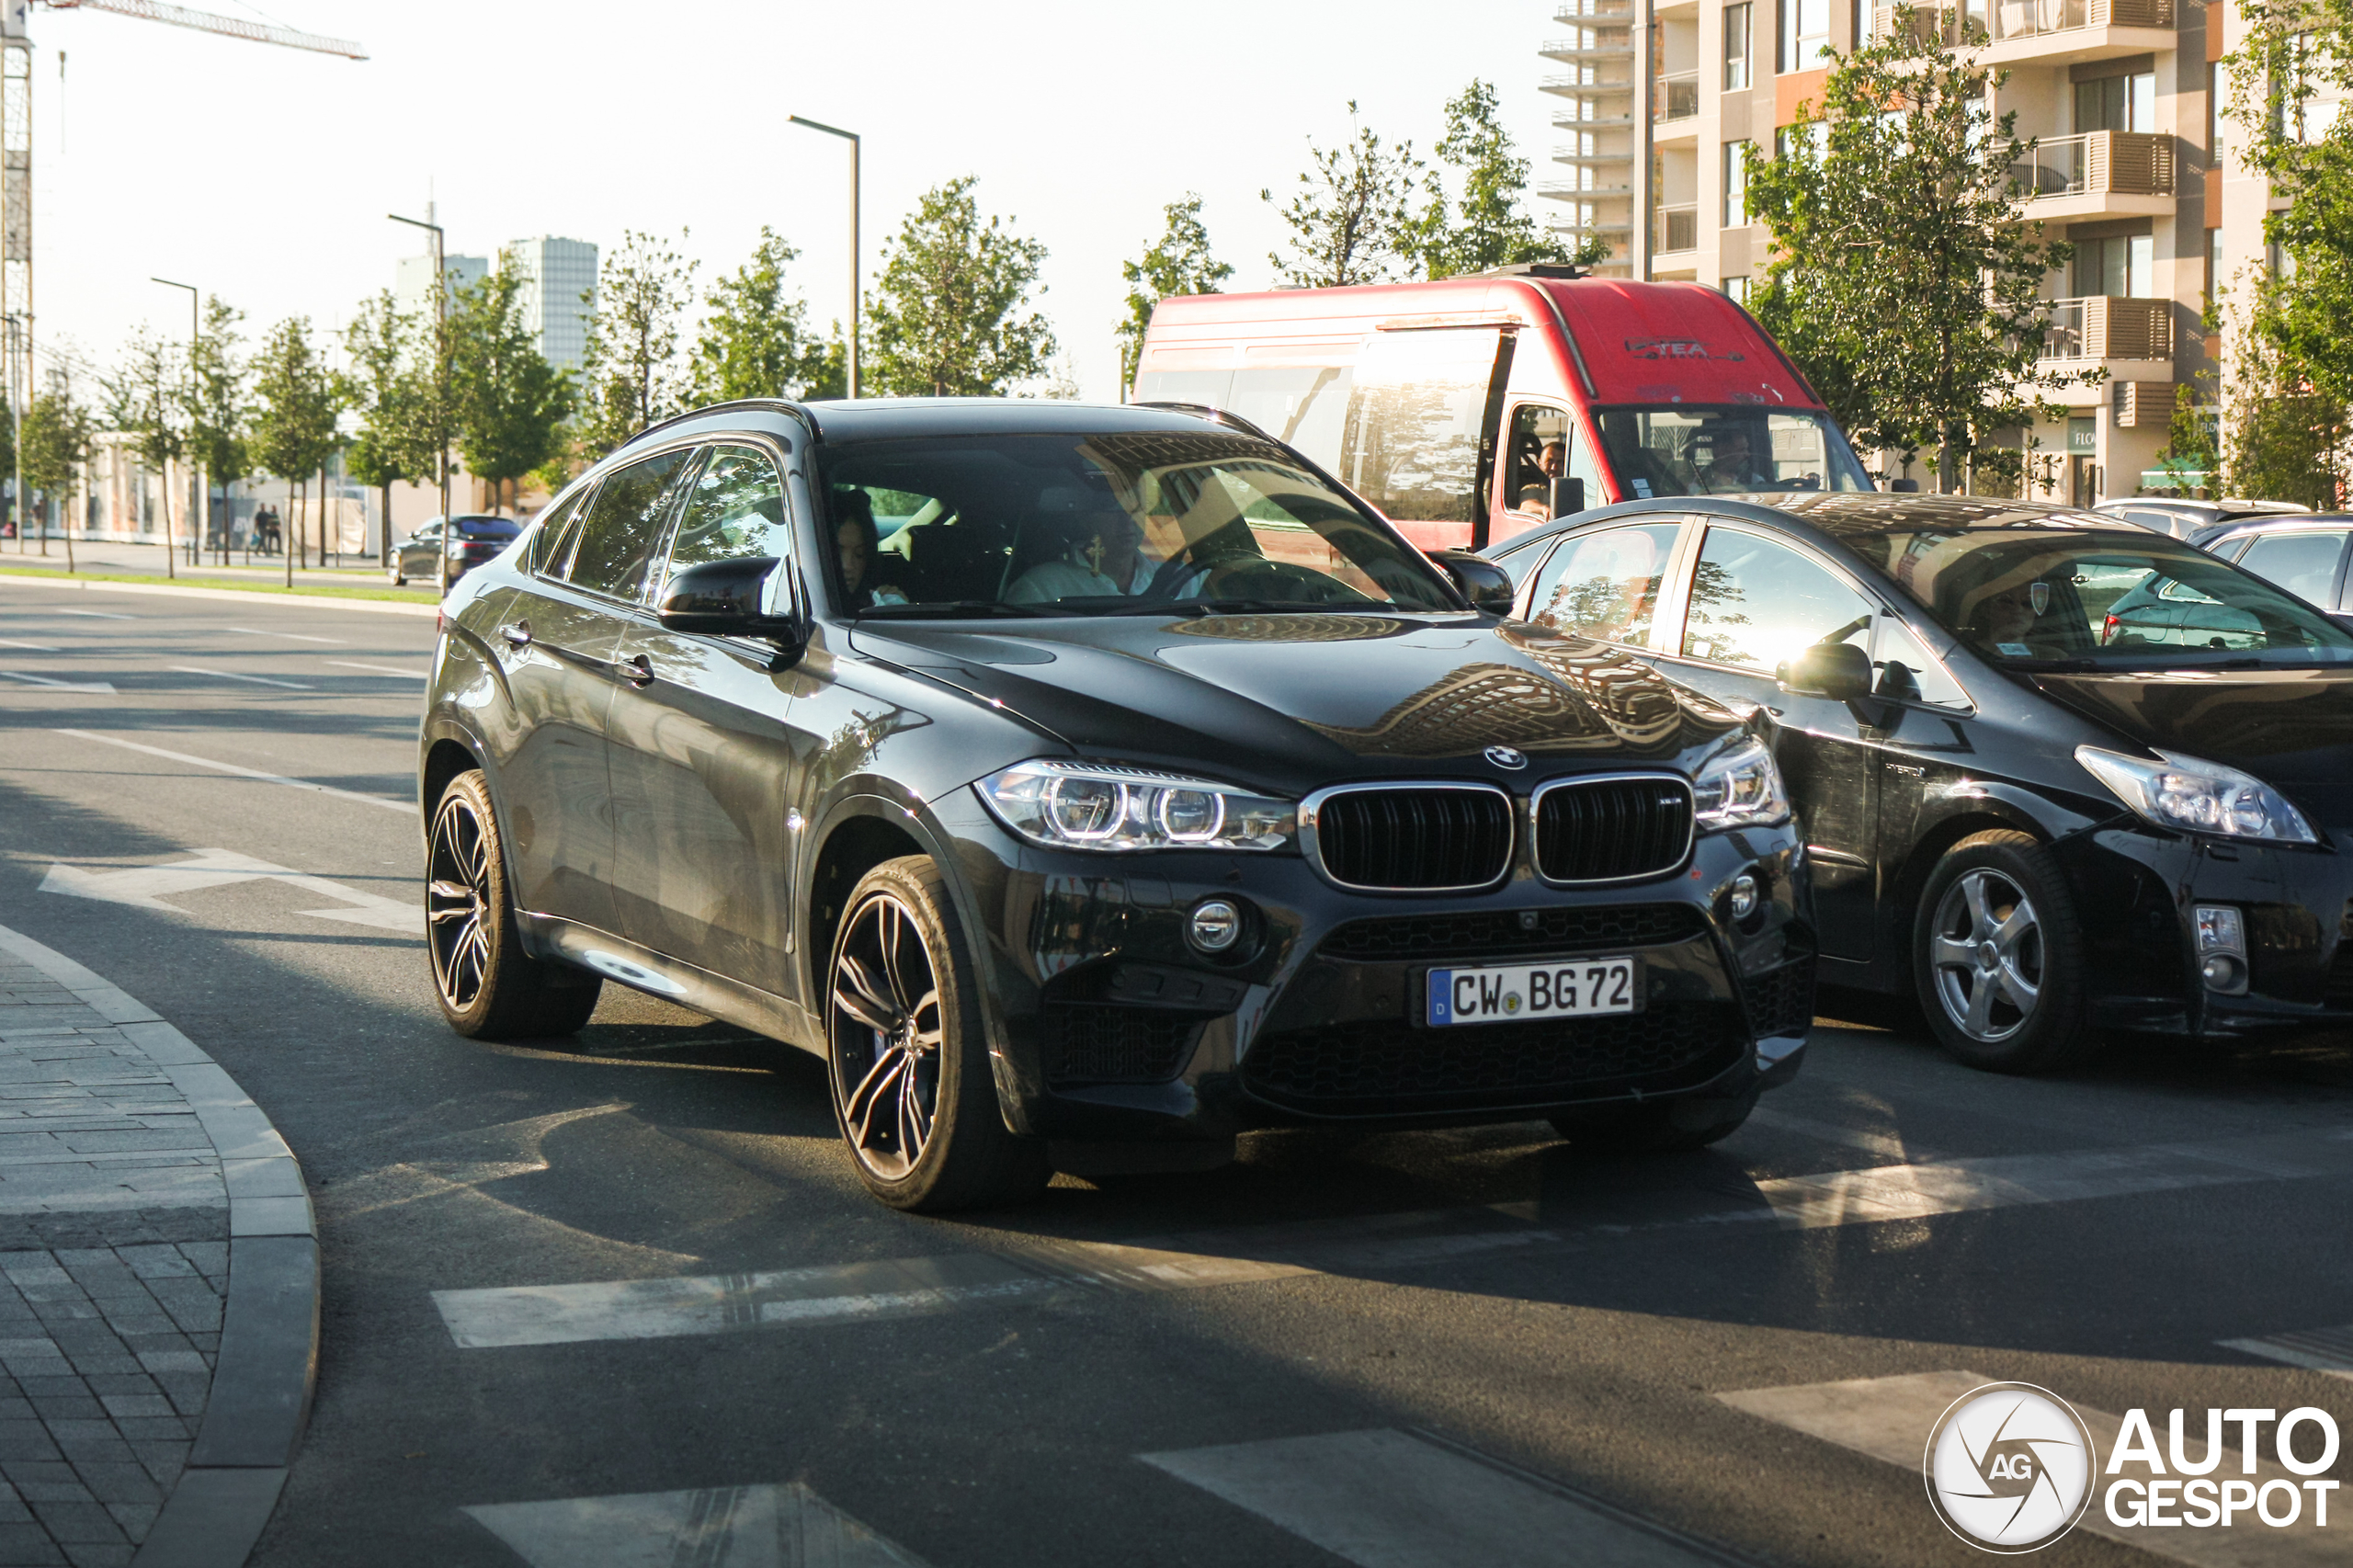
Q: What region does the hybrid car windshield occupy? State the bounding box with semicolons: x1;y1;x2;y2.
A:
1595;407;1873;499
1842;528;2353;667
817;430;1461;617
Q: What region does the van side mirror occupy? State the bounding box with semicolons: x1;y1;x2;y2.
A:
1427;549;1518;614
1779;640;1873;700
1548;476;1586;517
657;556;803;658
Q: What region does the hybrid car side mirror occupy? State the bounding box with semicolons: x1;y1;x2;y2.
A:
1427;549;1518;614
658;556;804;659
1779;640;1873;701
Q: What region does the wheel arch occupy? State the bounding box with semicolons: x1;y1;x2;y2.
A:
1882;804;2052;989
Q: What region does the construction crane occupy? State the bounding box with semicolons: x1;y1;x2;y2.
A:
0;0;364;413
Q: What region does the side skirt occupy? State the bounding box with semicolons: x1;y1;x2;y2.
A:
515;913;824;1057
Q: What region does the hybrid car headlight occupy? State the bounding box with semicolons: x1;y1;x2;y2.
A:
2075;745;2318;845
1691;735;1791;830
976;761;1295;852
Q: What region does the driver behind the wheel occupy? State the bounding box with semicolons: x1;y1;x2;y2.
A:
1006;493;1155;602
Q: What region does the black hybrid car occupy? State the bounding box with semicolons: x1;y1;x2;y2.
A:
417;399;1815;1210
1483;492;2353;1072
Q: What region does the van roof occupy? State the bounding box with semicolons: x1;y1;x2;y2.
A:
1146;276;1820;409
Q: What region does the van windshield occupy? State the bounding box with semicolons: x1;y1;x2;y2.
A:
1594;406;1872;499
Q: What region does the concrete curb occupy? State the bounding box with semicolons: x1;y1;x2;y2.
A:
0;568;440;619
0;922;318;1568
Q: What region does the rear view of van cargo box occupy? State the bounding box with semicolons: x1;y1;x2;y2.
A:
1132;270;1875;552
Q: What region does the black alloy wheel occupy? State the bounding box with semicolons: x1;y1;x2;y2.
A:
1913;829;2093;1074
826;857;1049;1211
425;769;602;1040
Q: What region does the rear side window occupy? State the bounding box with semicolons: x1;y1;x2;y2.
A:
529;488;591;575
566;449;695;601
1526;523;1681;646
1870;617;1970;708
663;446;791;589
1682;527;1872;671
2236;530;2349;608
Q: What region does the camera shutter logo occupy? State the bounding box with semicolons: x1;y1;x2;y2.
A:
1923;1382;2097;1553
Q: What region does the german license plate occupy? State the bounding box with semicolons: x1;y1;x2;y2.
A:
1425;957;1640;1027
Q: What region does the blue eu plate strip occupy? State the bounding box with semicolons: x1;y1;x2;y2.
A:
1427;970;1452;1027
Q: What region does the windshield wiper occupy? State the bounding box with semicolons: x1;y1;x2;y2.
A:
1096;597;1357;617
850;601;1057;620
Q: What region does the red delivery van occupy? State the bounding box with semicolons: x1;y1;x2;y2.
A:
1132;266;1875;552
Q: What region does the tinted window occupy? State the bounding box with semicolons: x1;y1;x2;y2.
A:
453;516;520;539
1337;328;1506;525
1870;617;1969;708
1526;523;1681;646
1594;406;1872;498
2235;531;2347;607
1682;528;1872;671
665;446;790;588
566;449;692;601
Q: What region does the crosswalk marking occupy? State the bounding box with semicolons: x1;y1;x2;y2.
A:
2221;1324;2353;1381
1720;1372;2343;1567
52;728;412;813
464;1481;927;1567
40;847;421;934
170;663;314;690
0;637;59;650
435;1122;2353;1351
325;659;426;678
1141;1428;1722;1567
0;668;115;693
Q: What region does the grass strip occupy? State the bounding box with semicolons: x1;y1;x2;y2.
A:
0;565;434;605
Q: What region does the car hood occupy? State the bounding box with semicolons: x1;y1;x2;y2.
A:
848;612;1745;793
2032;668;2353;805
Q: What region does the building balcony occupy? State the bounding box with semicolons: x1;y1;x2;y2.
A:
1654;70;1701;126
1540;32;1637;62
1552;110;1637;130
1654;203;1700;255
1540;180;1637;200
2014;131;2176;219
2038;295;2174;377
1871;0;2175;65
1554;0;1637;19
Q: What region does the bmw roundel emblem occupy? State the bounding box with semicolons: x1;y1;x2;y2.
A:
1485;745;1528;770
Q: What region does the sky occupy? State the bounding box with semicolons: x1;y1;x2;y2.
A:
25;0;1563;404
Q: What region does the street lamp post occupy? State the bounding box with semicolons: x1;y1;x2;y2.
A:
3;314;21;570
389;210;450;528
789;116;859;399
152;277;198;580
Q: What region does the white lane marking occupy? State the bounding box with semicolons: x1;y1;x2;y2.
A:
325;659;427;679
1721;1372;2344;1566
170;664;314;690
0;669;115;694
52;729;411;814
226;626;345;643
434;1123;2353;1350
1141;1428;1719;1568
2221;1324;2353;1381
0;637;59;651
51;609;135;619
40;847;420;935
465;1482;928;1567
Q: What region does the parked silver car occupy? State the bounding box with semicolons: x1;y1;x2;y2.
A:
2094;496;2307;540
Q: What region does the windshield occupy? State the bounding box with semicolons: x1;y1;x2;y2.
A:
815;430;1461;618
1840;528;2353;668
1594;406;1873;499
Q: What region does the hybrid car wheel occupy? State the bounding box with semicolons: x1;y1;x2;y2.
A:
826;857;1049;1212
426;769;603;1039
1915;830;2092;1074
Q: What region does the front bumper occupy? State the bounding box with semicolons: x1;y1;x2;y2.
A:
934;791;1814;1146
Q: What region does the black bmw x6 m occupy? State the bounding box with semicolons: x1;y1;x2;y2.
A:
417;398;1814;1210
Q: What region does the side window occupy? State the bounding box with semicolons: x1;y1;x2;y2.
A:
1225;365;1354;470
565;449;694;602
1486;536;1554;589
664;446;791;590
1527;523;1682;647
2236;531;2349;608
1681;527;1872;672
1337;327;1507;526
1870;617;1971;709
530;488;591;576
1501;404;1605;527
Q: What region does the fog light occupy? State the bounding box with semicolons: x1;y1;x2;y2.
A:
1188;898;1243;954
1729;873;1759;921
2200;953;2244;989
2193;904;2247;994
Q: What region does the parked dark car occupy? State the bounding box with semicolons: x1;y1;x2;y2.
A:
417;399;1817;1210
2189;515;2353;615
2094;496;2306;540
392;514;519;588
1483;492;2353;1073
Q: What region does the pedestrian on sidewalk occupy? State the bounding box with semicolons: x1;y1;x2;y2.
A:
255;504;281;557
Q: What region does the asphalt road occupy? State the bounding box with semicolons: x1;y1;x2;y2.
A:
0;575;2347;1568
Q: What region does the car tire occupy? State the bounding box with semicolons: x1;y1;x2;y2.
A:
389;564;406;585
426;769;603;1040
1913;829;2094;1074
826;856;1050;1212
1552;1086;1758;1154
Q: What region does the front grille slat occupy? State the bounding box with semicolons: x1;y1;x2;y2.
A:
1535;775;1694;883
1313;787;1512;892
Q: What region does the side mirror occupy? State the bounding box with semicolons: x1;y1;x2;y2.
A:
1427;549;1518;614
1779;640;1873;701
1547;476;1586;517
657;556;802;654
1887;478;1921;494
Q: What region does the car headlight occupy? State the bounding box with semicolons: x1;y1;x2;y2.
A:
975;760;1296;853
1691;735;1790;830
2075;745;2318;845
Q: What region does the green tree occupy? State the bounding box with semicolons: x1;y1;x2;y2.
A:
19;369;92;545
185;295;247;562
1116;195;1233;391
866;176;1056;396
688;226;835;403
1263;102;1421;288
248;316;340;575
1745;10;2091;490
2222;277;2351;505
104;326;188;575
345;290;434;564
1405;80;1573;279
452;265;574;515
577;228;698;457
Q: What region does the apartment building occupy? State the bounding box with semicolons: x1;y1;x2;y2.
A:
1540;0;2268;502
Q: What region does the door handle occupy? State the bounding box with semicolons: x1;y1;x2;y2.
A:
620;653;654;687
500;621;531;648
